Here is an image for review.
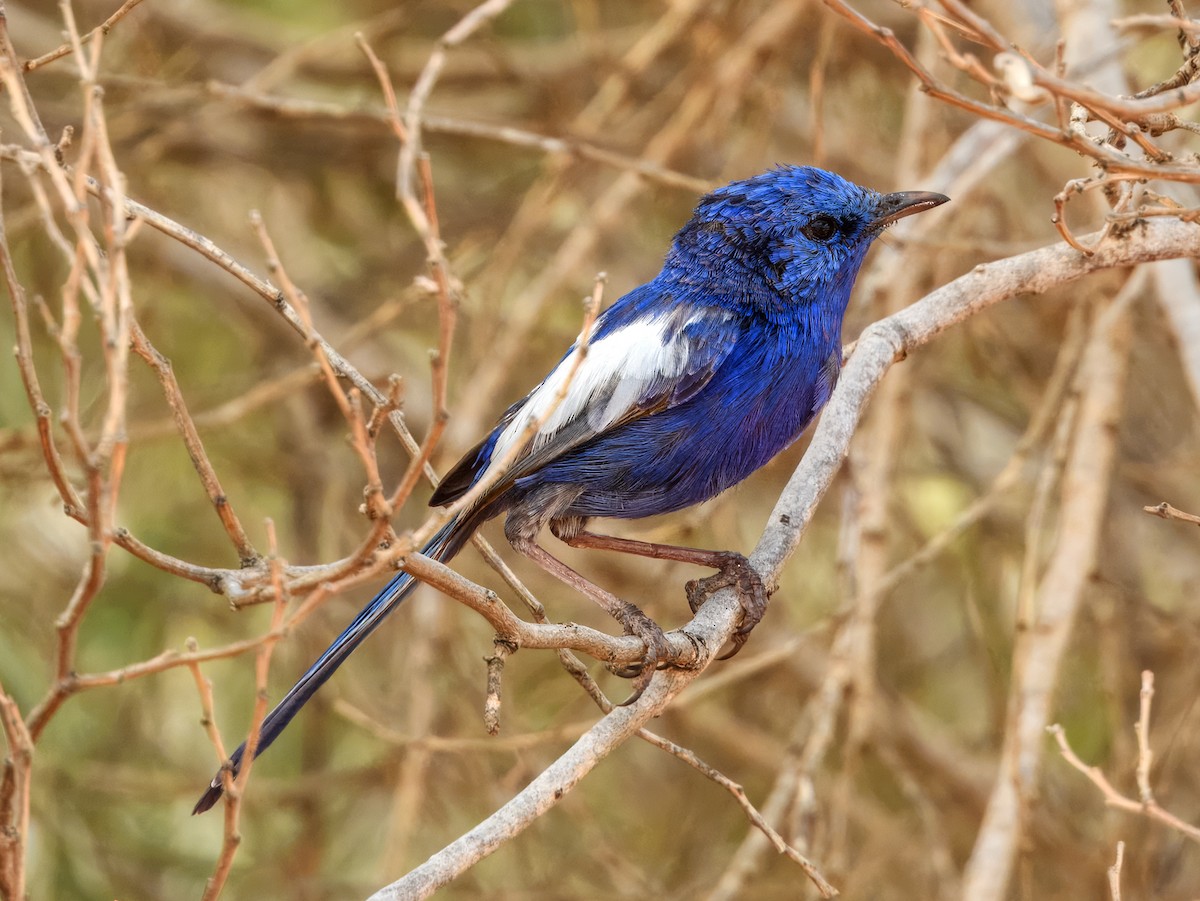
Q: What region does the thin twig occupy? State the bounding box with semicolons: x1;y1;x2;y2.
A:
637;729;838;897
1108;841;1125;901
207;81;709;192
22;0;147;72
1135;670;1155;804
1143;500;1200;525
129;322;260;565
1048;723;1200;843
0;681;32;901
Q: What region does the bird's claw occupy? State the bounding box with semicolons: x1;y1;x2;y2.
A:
606;606;670;706
685;552;768;660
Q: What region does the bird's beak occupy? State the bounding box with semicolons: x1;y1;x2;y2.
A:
871;191;949;228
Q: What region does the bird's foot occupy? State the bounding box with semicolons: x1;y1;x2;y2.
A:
607;604;670;706
685;552;767;660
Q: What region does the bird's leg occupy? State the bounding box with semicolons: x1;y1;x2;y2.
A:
504;520;668;705
552;528;768;659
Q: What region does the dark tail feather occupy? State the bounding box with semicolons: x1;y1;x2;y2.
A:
193;519;470;814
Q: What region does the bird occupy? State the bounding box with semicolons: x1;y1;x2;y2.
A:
193;165;948;814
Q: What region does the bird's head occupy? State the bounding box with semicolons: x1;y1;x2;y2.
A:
669;165;948;317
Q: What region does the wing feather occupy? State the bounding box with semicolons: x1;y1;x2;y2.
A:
431;303;740;509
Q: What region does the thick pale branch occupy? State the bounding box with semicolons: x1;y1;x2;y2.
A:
754;218;1199;579
962;287;1133;900
370;218;1200;899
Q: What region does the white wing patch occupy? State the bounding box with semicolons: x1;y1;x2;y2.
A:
483;310;726;479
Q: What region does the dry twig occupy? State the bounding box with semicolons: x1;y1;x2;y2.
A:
1049;671;1200;844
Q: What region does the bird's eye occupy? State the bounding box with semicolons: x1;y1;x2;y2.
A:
801;215;839;242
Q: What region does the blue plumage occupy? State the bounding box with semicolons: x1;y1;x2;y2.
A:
194;166;947;813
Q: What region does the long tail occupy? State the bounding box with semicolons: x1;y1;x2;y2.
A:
193;518;471;814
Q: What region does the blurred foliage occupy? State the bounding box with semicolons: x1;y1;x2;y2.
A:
1;0;1200;899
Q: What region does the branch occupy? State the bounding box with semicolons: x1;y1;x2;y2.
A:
1143;500;1200;526
1048;720;1200;842
755;220;1198;581
961;276;1135;900
369;218;1200;899
0;679;32;901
